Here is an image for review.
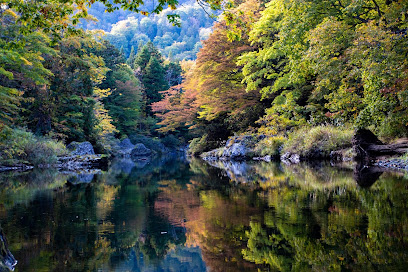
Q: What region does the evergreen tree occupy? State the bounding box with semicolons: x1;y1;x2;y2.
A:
137;40;145;53
164;62;183;87
126;46;136;68
104;64;143;137
143;56;169;115
134;42;162;73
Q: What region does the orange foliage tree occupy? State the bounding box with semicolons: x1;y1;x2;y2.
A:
152;0;266;135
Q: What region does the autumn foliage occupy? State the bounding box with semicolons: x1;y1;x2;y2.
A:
154;0;408;141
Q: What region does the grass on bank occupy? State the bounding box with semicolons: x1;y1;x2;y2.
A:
188;125;354;159
0;128;68;166
253;136;286;157
283;125;353;158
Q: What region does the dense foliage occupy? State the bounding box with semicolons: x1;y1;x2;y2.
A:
153;0;408;149
152;0;268;149
0;0;183;163
2;0;408;162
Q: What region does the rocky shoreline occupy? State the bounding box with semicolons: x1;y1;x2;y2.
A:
200;135;353;163
2;130;408;174
200;130;408;173
374;158;408;172
0;137;184;173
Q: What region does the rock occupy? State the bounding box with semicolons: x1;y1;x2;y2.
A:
67;141;95;156
0;226;17;271
131;143;152;158
253;155;271;162
330;148;354;162
57;154;107;171
117;138;135;156
201;135;280;161
281;152;300;164
373;157;408;172
353;129;408;160
352;129;383;148
221;136;255;160
201;148;224;161
133;157;150;168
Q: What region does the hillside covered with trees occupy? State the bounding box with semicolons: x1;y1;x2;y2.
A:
0;0;186;166
152;0;408;157
102;2;215;60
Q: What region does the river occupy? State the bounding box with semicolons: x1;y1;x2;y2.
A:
0;155;407;271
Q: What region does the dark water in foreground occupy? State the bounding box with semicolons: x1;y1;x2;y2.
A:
0;156;407;272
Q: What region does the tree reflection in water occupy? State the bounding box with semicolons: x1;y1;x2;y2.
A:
0;156;406;271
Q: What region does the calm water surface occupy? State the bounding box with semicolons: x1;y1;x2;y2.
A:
0;156;407;271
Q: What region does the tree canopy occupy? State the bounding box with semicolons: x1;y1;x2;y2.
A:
152;0;408;140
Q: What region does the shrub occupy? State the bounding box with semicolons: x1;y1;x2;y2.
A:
94;134;120;155
129;134;161;150
253;136;286;157
188;135;213;156
129;134;172;154
283;125;353;158
0;128;68;166
161;134;180;148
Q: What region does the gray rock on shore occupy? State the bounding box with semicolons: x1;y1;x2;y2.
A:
202;135;259;161
131;143;152;158
375;158;408;171
117;138;135;156
67;141;95;156
281;152;300;164
57;154;105;170
222;136;254;160
59;141;107;170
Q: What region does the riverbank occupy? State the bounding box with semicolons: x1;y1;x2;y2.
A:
197;126;408;172
374;157;408;172
0;129;184;172
200;126;355;163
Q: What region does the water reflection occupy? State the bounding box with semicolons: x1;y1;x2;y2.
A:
0;157;406;271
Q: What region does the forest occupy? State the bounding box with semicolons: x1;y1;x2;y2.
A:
0;0;407;166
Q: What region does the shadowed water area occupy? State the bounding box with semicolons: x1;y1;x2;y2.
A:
0;156;407;271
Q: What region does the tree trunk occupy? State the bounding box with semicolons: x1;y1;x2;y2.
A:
352;129;408;160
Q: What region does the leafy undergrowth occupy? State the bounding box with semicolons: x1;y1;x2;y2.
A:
188;134;222;156
253;136;286;158
0;128;68;166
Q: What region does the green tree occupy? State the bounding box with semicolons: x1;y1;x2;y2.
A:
126;46;137;68
134;41;162;73
143;56;169;114
20;32;109;142
104;64;143;137
0;11;55;129
238;0;408;137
